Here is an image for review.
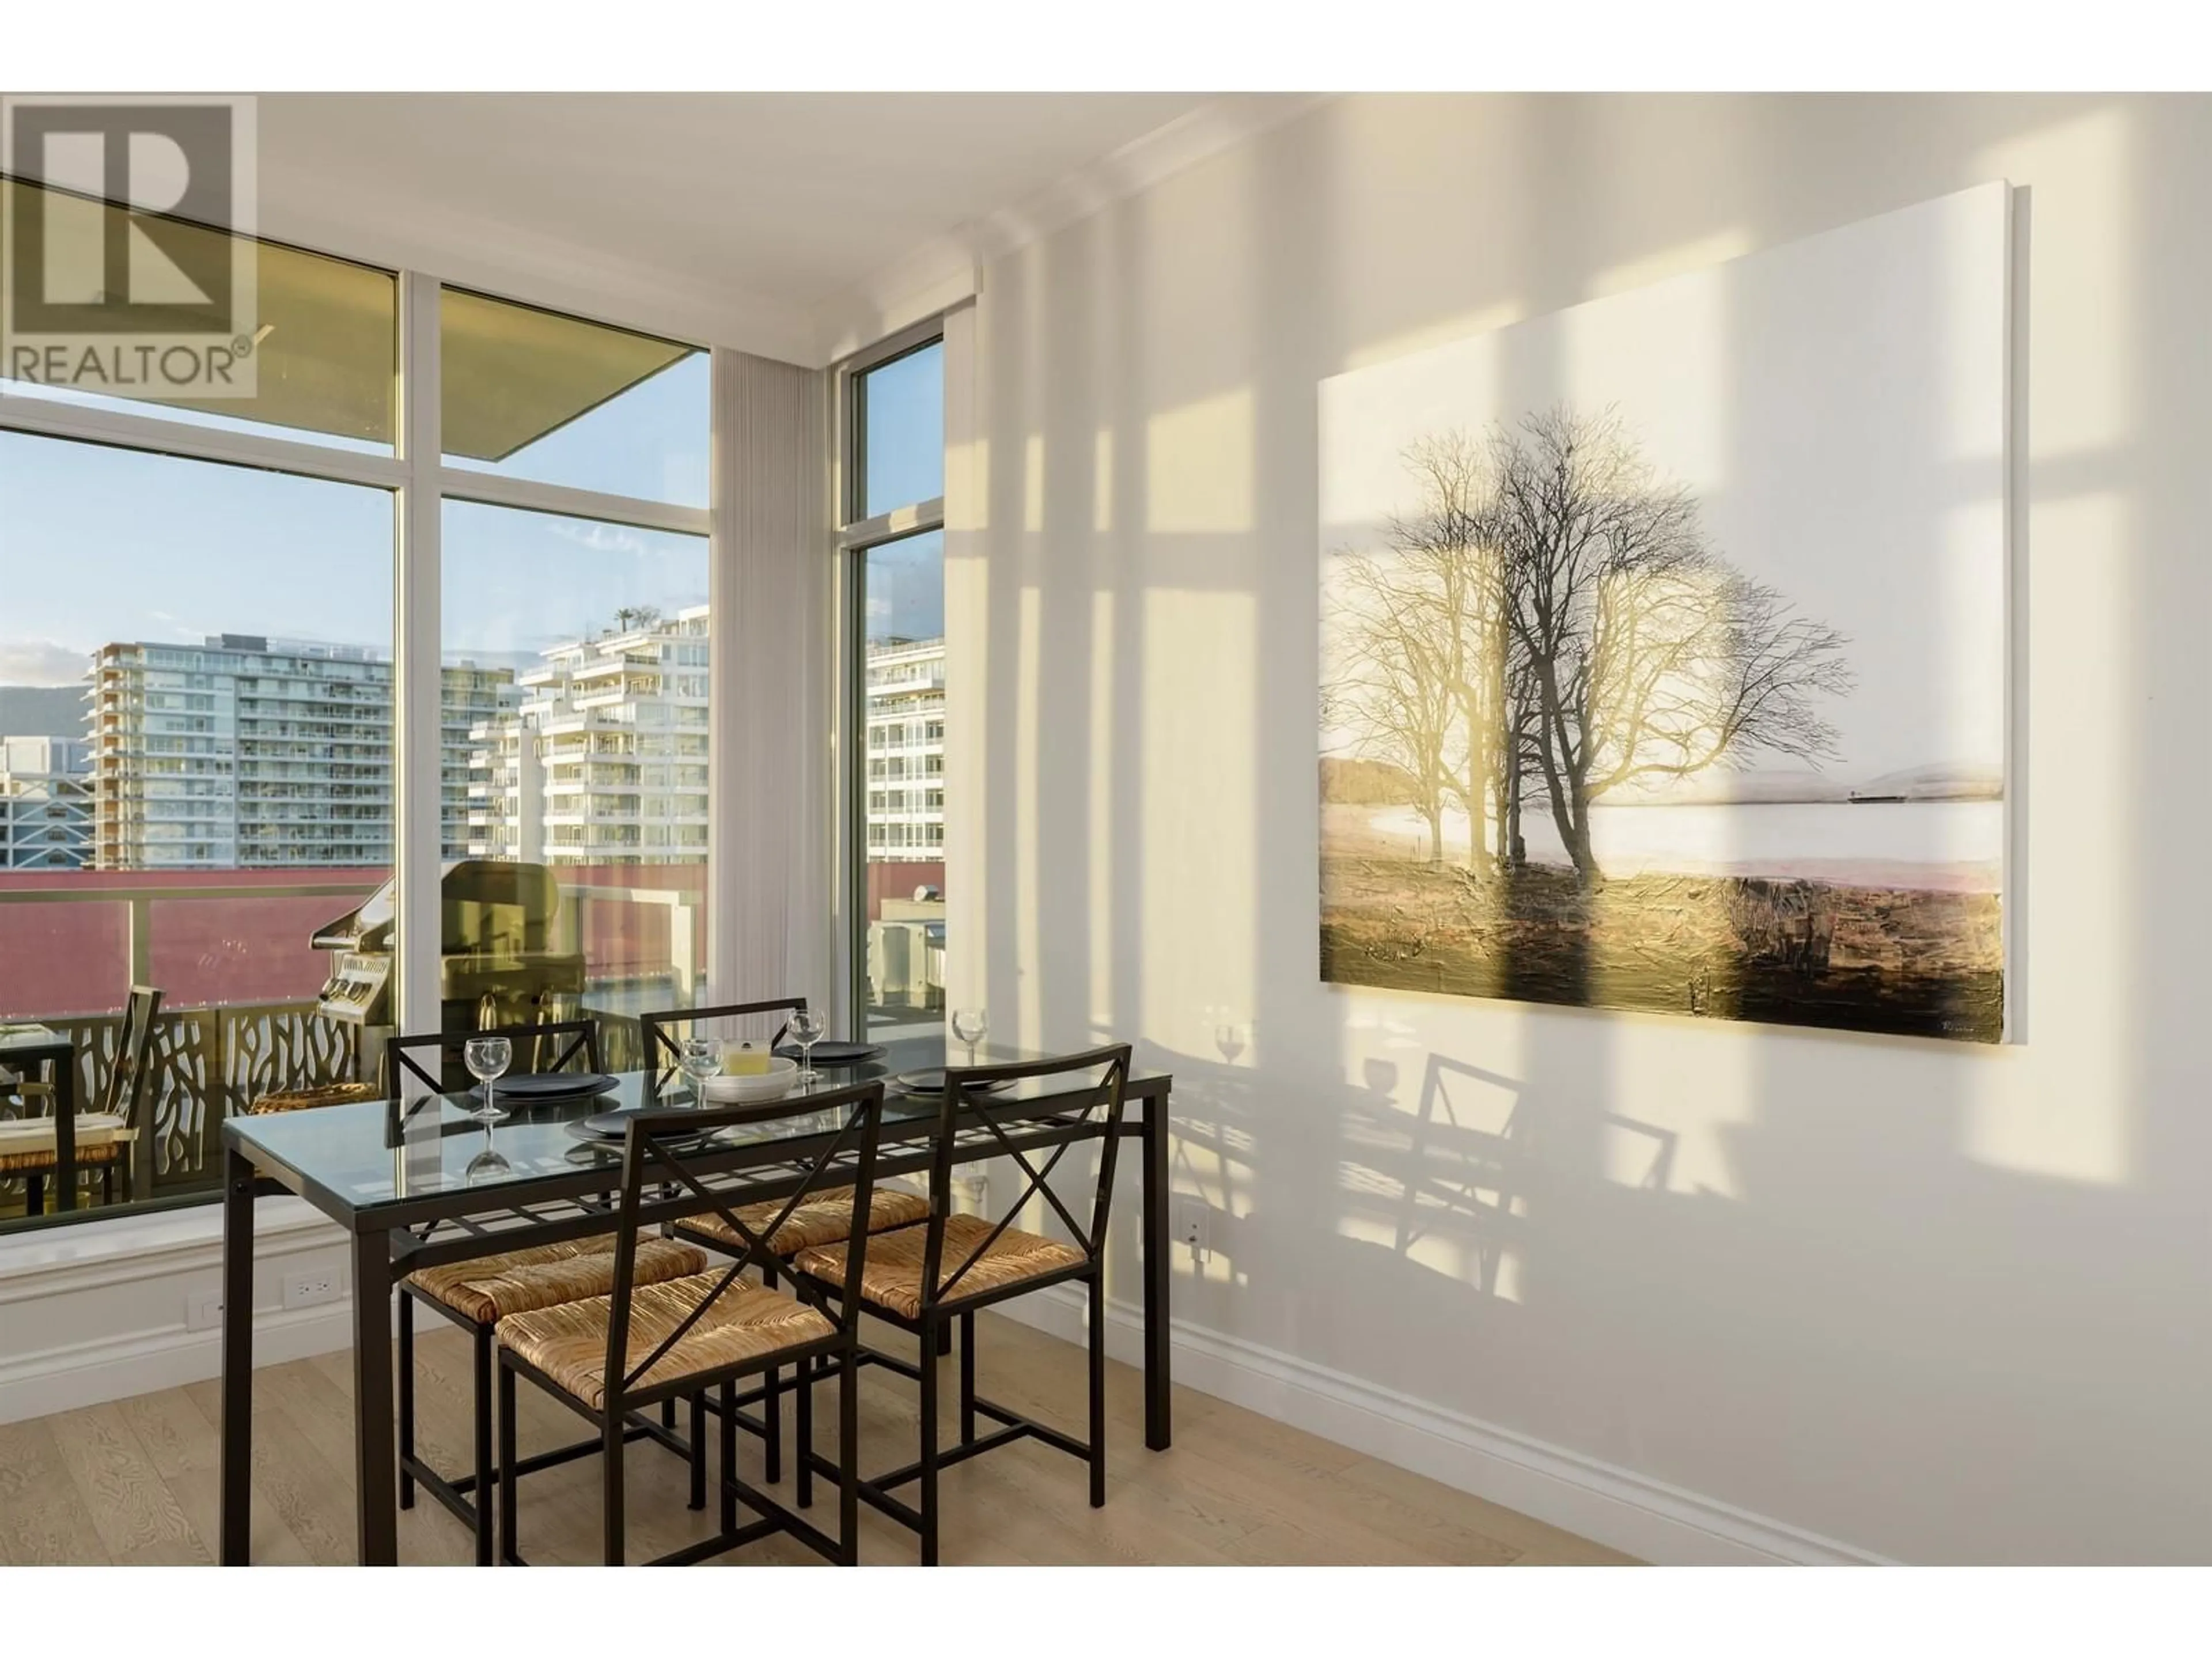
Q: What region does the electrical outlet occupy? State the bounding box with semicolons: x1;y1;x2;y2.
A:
282;1268;344;1310
186;1288;225;1332
1172;1195;1209;1257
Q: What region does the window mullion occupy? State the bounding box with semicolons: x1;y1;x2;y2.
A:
0;389;410;491
393;272;442;1044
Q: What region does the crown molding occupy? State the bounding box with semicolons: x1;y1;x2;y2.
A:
816;92;1335;362
256;170;824;367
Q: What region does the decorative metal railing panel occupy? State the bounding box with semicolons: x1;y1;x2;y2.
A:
4;994;655;1219
2;1001;359;1205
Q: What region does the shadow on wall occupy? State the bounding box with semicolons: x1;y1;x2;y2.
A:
961;93;2212;1565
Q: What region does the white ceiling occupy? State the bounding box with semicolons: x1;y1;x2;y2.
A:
252;93;1234;363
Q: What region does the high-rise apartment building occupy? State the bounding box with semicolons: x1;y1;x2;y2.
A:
0;735;92;870
465;607;710;866
863;635;946;859
88;635;515;870
441;664;517;857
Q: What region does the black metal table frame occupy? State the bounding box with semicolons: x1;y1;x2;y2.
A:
217;1075;1174;1566
2;1032;80;1217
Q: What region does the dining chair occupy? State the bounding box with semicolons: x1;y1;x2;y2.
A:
673;1163;930;1497
0;986;162;1214
494;1078;888;1566
645;994;852;1484
787;1043;1133;1565
638;997;804;1094
383;1014;706;1566
382;1016;603;1099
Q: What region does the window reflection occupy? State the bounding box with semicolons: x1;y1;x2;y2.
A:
859;529;945;1038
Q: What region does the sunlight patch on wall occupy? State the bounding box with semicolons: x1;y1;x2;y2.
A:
1328;1021;1531;1303
1093;429;1114;532
1145;389;1253;534
1319;332;1501;535
1964;1056;2127;1189
1960;493;2133;1187
1594;1030;1754;1200
1975;107;2132;460
1584;228;1757;301
945;441;987;543
941;518;987;1009
1140;587;1255;1039
1339;302;1525;375
1171;1112;1255;1266
1013;583;1044;1049
1088;588;1118;1029
1022;434;1045;534
1599;1112;1679;1192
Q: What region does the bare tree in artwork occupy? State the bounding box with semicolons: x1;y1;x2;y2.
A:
1326;408;1854;885
1323;554;1461;865
1490;410;1854;884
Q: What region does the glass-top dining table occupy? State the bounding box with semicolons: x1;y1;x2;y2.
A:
216;1035;1176;1565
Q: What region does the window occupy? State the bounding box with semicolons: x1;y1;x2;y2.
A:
1;429;395;1227
441;503;711;1022
440;289;708;507
0;179;396;452
844;310;946;1038
0;194;714;1234
844;324;946;1037
855;340;944;519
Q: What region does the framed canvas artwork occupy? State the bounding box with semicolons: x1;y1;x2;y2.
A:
1317;183;2014;1041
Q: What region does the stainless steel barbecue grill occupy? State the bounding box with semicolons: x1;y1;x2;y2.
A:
312;859;586;1088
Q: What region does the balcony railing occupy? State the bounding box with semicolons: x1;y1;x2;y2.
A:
1;872;693;1227
2;999;361;1218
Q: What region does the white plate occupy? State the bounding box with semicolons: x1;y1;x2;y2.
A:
702;1058;800;1104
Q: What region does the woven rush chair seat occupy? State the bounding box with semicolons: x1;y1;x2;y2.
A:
795;1212;1085;1322
407;1235;709;1325
498;1274;836;1412
248;1081;380;1115
681;1184;929;1257
0;1113;133;1172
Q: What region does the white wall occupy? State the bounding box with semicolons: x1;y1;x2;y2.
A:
0;1200;357;1425
948;93;2212;1565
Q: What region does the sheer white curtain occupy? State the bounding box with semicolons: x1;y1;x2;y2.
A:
707;348;833;1015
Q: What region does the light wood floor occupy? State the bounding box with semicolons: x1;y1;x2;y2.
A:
0;1313;1635;1566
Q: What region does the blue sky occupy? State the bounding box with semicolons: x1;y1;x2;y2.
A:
0;358;711;683
0;343;946;687
866;528;945;645
863;342;944;517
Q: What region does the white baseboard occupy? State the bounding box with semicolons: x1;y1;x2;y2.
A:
995;1285;1892;1567
0;1198;358;1425
0;1300;359;1425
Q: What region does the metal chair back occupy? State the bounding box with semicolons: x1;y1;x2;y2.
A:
918;1044;1132;1310
603;1079;885;1412
102;986;165;1124
639;997;807;1094
381;1017;602;1099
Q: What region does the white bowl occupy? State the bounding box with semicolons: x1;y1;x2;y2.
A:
702;1057;800;1104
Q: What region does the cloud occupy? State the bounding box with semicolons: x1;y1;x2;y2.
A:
548;520;652;558
147;609;204;641
0;639;93;685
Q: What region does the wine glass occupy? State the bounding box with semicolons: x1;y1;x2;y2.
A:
464;1120;512;1184
950;1007;988;1070
787;1008;827;1086
679;1035;718;1105
464;1035;512;1125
